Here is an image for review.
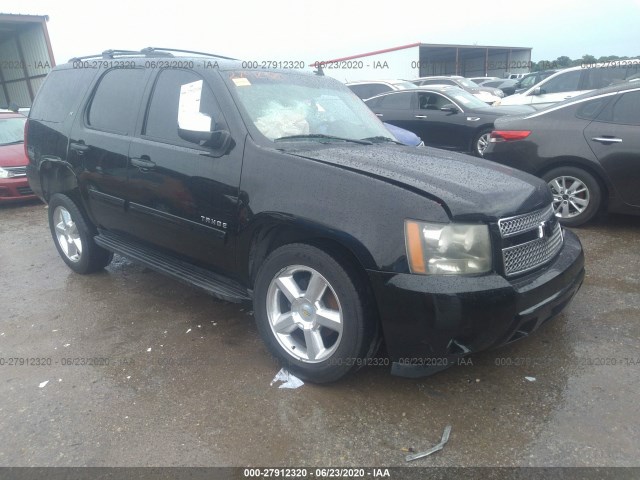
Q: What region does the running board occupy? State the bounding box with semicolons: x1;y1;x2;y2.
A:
95;231;251;303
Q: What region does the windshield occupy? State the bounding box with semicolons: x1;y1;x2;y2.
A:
519;75;538;88
392;81;419;90
456;78;481;89
226;71;393;142
0;117;26;146
446;89;491;109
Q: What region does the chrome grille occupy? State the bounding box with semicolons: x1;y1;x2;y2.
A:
498;205;554;237
502;223;563;276
4;166;27;177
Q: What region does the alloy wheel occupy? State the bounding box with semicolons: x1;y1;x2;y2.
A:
548;175;590;218
266;265;343;363
53;206;83;262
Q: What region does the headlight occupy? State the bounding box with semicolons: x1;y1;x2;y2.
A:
405;220;492;275
0;167;13;179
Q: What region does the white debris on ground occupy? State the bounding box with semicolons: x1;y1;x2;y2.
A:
186;328;192;333
270;368;304;389
525;376;536;382
146;348;152;352
38;381;48;388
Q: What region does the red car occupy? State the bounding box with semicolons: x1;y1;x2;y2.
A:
0;112;36;202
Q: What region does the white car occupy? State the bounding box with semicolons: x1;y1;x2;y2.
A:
496;60;640;109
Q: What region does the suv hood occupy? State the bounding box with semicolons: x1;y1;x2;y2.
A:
285;144;551;221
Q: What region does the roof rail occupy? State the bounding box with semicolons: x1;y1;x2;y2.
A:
141;47;238;61
68;49;170;62
68;47;237;63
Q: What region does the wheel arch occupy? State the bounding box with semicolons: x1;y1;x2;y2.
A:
39;160;80;203
244;215;377;290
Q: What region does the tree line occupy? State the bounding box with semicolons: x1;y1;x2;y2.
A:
531;54;640;71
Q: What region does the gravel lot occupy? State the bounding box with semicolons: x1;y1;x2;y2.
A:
0;201;638;468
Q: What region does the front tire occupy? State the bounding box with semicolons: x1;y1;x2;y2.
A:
254;244;376;383
542;167;601;227
48;193;113;274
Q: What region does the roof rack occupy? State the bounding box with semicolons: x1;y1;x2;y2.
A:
68;47;237;63
141;47;238;61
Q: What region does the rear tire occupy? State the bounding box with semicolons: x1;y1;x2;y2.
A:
542;167;601;227
254;243;376;383
48;193;113;274
473;129;492;157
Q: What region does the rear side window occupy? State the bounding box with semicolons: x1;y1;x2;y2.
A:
575;97;610;120
87;68;146;134
30;69;91;123
609;91;640;125
593;90;640;125
539;70;582;94
583;66;630;90
376;92;413;109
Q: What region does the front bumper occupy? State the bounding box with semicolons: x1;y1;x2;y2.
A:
367;229;584;378
0;177;37;202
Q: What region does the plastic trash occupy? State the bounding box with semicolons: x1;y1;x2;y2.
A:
270;368;304;389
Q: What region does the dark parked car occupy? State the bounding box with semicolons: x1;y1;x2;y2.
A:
364;86;534;156
484;82;640;226
411;76;503;104
0;112;37;202
479;79;519;96
346;80;417;100
514;69;559;94
26;48;584;382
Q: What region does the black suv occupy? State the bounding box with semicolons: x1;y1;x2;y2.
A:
26;48;585;383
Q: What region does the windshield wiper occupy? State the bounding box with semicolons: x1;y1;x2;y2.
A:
2;140;24;145
361;136;402;145
274;134;372;145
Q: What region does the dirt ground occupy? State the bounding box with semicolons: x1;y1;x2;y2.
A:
0;201;638;468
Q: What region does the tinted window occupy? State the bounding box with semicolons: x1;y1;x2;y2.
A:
348;84;390;99
539;70;582;94
88;68;146;134
418;93;450;110
583;66;629;90
30;69;92;123
144;69;221;144
377;92;413;109
575;97;610;120
610;91;640;125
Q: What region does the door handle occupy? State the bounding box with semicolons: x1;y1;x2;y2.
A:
70;142;89;154
130;157;156;170
414;115;427;119
591;137;622;144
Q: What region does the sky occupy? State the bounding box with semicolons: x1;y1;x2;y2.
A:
5;0;640;65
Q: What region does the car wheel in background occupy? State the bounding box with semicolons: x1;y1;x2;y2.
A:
542;167;602;227
474;129;492;157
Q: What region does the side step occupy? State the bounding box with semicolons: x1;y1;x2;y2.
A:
95;230;251;303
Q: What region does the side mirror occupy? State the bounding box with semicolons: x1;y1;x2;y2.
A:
531;86;542;96
440;104;459;113
178;127;234;152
